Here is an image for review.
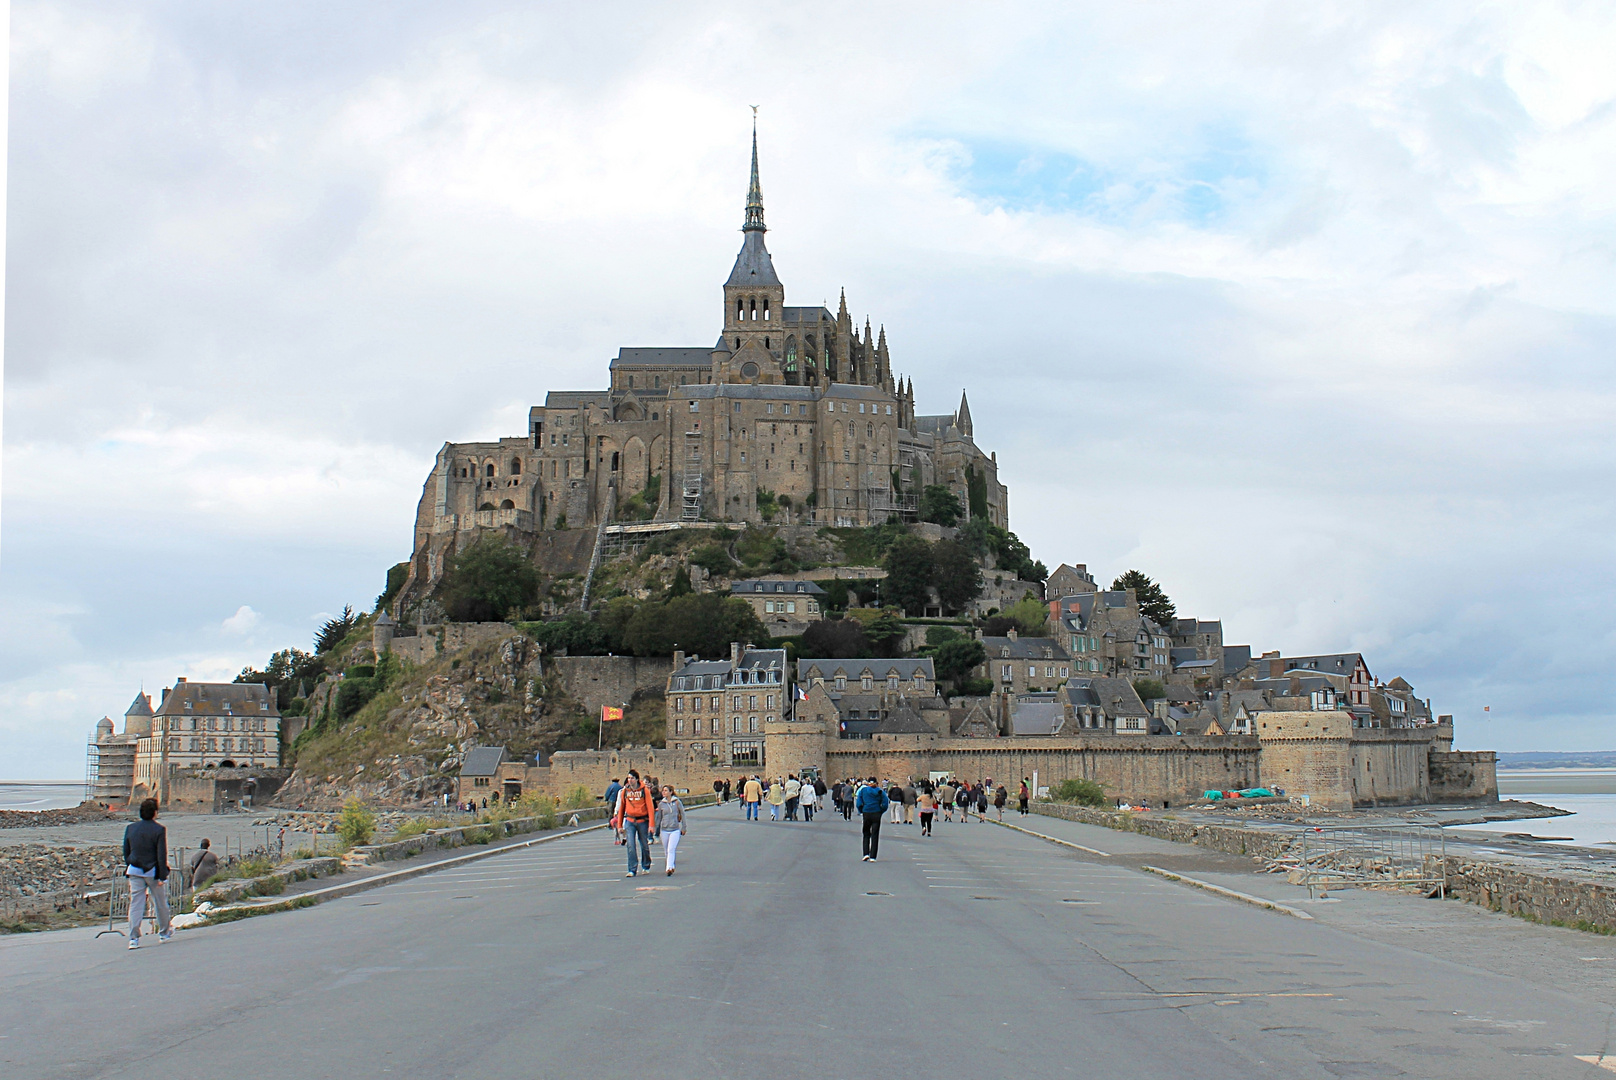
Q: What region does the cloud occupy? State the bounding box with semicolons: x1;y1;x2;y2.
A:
221;606;261;635
5;1;1616;775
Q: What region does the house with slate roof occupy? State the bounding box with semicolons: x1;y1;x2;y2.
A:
974;631;1073;696
730;578;826;635
664;643;788;766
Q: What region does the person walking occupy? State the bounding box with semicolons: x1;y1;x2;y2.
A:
901;782;918;825
713;779;724;805
976;783;989;822
722;779;732;804
800;778;817;822
655;784;686;876
939;780;955;823
743;775;763;821
955;782;972;822
604;777;622;813
840;781;854;820
767;778;785;821
122;798;172;947
188;838;218;891
1019;777;1031;816
855;778;889;862
784;775;802;821
994;784;1008;821
613;771;655;877
888;781;904;825
918;788;937;837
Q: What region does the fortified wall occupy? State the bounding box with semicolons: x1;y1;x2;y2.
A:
545;655;672;721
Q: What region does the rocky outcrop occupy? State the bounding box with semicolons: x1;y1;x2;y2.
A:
275;632;589;809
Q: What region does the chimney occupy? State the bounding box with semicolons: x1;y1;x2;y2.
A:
161;688;170;704
731;641;741;665
1268;657;1284;679
673;650;685;670
1007;628;1018;641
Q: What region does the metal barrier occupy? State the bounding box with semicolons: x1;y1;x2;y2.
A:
95;849;190;939
1294;824;1446;899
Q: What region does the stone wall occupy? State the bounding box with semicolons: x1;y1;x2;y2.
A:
1348;729;1434;806
151;767;293;813
523;746;759;799
1429;751;1498;801
825;735;1263;808
390;622;517;665
546;655;673;720
1031;802;1293;859
1256;711;1356;809
1443;857;1616;933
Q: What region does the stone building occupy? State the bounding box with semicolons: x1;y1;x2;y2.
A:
663;644;788;767
86;693;152;807
1045;563;1097;600
397;125;1009;614
1050;591;1171;682
133;680;281;797
975;632;1073;696
730;578;827;636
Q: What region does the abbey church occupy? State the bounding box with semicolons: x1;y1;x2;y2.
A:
403;126;1009;600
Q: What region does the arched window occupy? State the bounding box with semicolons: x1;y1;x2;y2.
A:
485;463;496;477
737;298;745;321
749;297;757;321
500;499;515;509
610;451;620;471
510;458;521;474
763;298;770;321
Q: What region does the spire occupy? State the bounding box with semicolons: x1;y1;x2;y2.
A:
743;109;765;233
956;390;973;437
838;288;848;321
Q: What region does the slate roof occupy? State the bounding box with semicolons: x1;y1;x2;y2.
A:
875;704;936;735
125;692;154;719
543;390;611;409
1011;701;1065;736
1065;677;1148;717
156;681;278;718
736;647;788;676
461;746;508;777
797;658;934;682
782;306;833;324
611;347;713;369
980;637;1070;661
733;579;827;597
684;383;820;402
726;230;780;287
1222;645;1252;675
1283;653;1369;679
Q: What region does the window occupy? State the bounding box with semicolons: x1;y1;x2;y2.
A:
766;694;775;708
1002;665;1013;681
1028;666;1037;677
732;695;741;710
675;717;684;734
749;694;757;709
675;697;684;712
1045;665;1054;678
690;401;698;412
1060;666;1069;677
749;716;758;733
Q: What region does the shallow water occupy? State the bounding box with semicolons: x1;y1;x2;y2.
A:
0;781;85;812
1452;769;1616;848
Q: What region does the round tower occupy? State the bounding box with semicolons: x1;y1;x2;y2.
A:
123;691;154;738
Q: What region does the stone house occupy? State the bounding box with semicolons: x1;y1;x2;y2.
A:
730;578;826;636
664;644;789;767
457;746;513;803
1045;563;1097;601
132;680;280;798
1169;618;1225;687
1063;678;1155;734
795;657;936;696
974;632;1073;696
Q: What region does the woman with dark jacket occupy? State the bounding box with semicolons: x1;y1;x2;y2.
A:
122;798;172;947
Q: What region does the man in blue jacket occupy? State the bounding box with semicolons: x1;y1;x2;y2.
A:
122;798;172;947
854;777;889;862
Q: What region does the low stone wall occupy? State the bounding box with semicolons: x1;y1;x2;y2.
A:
193;856;343;905
1031;803;1616;934
390;621;517;664
359;807;610;864
1429;751;1498;801
1031;802;1292;860
1443;857;1616;933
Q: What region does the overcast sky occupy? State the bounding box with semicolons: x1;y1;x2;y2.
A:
4;2;1615;778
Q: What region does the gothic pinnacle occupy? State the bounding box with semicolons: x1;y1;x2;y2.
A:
743;108;766;233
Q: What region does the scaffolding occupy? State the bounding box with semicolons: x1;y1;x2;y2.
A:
682;430;704;520
866;486;918;521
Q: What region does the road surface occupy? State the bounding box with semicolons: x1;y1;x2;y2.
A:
2;804;1612;1078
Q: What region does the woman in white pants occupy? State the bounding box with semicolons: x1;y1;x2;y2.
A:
655;785;686;876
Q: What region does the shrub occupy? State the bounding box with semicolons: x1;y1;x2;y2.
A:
689;543;734;576
1050;778;1107;807
335;677;378;720
957;678;994;697
389;818;448;842
438;534;539;621
337;797;376;847
561;785;594;809
1132;678;1166;704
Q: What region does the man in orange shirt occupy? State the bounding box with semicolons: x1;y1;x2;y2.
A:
613;770;655;877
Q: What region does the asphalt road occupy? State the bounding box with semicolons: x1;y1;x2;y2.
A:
2;804;1612;1079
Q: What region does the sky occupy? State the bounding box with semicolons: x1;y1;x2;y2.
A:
4;1;1615;778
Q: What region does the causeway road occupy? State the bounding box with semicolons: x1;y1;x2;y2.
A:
2;804;1613;1078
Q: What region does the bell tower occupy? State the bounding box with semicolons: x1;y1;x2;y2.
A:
722;113;786;371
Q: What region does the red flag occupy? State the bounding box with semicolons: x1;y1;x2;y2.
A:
601;706;624;722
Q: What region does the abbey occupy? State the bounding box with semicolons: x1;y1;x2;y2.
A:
404;126;1009;595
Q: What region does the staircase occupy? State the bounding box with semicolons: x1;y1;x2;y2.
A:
579;481;617;611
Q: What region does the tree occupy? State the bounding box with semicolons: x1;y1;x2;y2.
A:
1004;596;1050;637
621;593;767;659
924;625;964;649
314;605;358;654
667;565;693;598
882;534;935;616
439;535;540;622
802;617;871;659
933;638;987;691
1133;677;1166;703
931;539;983;615
862;611;908;658
919;485;962;527
238;648;325;707
1112;570;1176;625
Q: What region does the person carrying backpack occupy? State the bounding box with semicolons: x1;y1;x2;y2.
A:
855;778;890;862
994;785;1008;822
1019;777;1031;816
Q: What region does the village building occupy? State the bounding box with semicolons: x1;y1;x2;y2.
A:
663;644;788;767
730;578;826;636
